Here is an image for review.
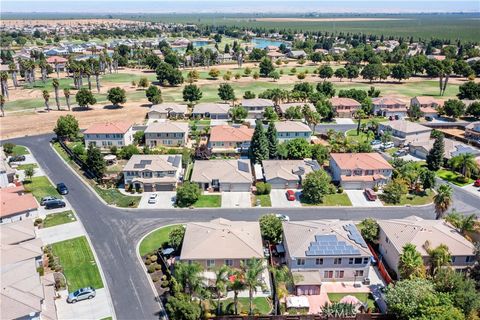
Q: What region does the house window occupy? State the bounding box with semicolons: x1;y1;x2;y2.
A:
363;257;369;264
355;270;364;277
315;258;323;265
207;260;215;268
334;258;342;265
349;258;354;265
297;258;305;266
466;256;474;263
355;258;363;264
452;256;456;263
324;271;333;279
225;259;233;267
335;270;344;278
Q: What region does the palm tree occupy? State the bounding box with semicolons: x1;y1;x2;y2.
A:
38;58;48;83
174;262;203;300
42;90;50;112
241;258;266;315
63;88;71;111
213;265;230;315
0;94;5;117
398;243;426;279
449;153;478;179
445;211;476;235
354;109;366;135
52;79;61;110
426;243;451;276
434;184;453;219
0;71;8;98
270;265;301;315
8;62;18;88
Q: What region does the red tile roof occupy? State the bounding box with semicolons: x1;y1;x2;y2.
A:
331;153;393;171
0;186;38;218
210;125;254;143
46;56;68;64
329;97;361;107
84;121;133;134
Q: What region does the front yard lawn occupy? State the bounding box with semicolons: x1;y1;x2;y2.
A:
51;236;104;292
254;194;272;207
193;194;221;208
12;145;30;155
436;169;474;186
301;193;352;206
24;176;62;201
16;163;38;171
219;297;272;315
139;224;180;256
382;189;435;206
43;210;77;228
328;292;376;310
93;185;141;208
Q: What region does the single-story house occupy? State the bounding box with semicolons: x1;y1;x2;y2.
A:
329;153;393;189
147;103;188;120
465;121;480;142
287;50;307;59
0;186;39;224
241;98;274;119
46;55;68;71
179;218;264;269
409;138;480;160
191;159;253;192
283;220;372;295
378;216;476;278
144;121;189;147
262;159;320;189
373;97;408;119
410;96;443;119
275;121;312;143
277;103;315;117
208;125;253;153
191;103;231;120
84;121;134;150
266;51;286;60
123;154;182;191
329;97;362;118
378;120;432;147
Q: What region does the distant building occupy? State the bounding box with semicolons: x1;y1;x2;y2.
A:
373;97;408;119
147;103;187;120
241;98;274;119
378;120;432;146
191;103;231;120
465;121;480;142
208;125;253;153
329;97;362;118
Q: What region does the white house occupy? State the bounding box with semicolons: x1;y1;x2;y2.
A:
83;121;134;150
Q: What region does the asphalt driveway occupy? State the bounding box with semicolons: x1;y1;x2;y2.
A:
345;190;383;207
270;189;302;208
221;192;252;208
138;192;176;209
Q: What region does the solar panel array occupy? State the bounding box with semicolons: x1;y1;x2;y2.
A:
305;234;361;256
238;161;250;173
343;224;368;248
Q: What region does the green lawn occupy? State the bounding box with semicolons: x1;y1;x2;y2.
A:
345;129;372;143
139;224;180;256
43;210;77;228
51;236;104;292
193;194;222;208
436;169;474;187
24;176;62;201
382;189;435;206
327;292;376;310
16;163;38;170
220;297;272;315
255;194;272;207
302;193;352;206
12;145;30;155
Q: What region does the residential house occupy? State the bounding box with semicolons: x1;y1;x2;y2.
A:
465;121;480;142
329;97;362;118
409;138;480;160
147;103;188;120
373;97;408;119
191;159;253;192
277;102;315;118
262;159;320;189
283;220;372;295
275;121;312;142
123;154;182;191
0;186;39;224
267;51;286;60
46;56;68;72
0;147;15;187
144;121;189;147
179;218;264;269
410;96;444;119
329;153;393;189
377;216;476;278
191;103;231;120
208;125;253;154
287;50;307;59
378;120;432;146
84;121;134;150
241;98;274;119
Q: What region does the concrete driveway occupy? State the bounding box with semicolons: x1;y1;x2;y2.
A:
221;192;252;208
345;190;383;207
55;288;112;320
335;118;355;124
270;189;302;208
138;192;176;209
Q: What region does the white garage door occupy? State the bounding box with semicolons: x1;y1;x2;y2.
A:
230;183;251;192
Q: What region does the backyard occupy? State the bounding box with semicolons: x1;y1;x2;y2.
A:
217;297;272;316
327;292;376;310
139;224;180;256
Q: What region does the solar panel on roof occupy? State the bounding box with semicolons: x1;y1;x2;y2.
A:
140;160;152;165
343;224;368;248
172;155;181;167
306;232;362;256
238;161;250;173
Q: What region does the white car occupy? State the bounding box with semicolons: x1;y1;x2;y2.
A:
382;142;395;150
275;214;290;221
148;193;158;204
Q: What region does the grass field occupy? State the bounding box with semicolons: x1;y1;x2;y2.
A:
12;145;30;155
43;210;77;228
139;224;180;256
254;194;272;207
24;176;62;201
194;194;222;208
436;169;474;186
219;297;272;315
327;292;376;310
301;193;352;206
16;163;38;170
382;189;435;206
52;236;104;292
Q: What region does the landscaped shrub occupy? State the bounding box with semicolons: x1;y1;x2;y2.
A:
256;182;271;195
148;265;156;273
152;276;159;282
337;187;344;194
373;185;379;192
155;264;162;271
145;259;152;266
161;280;169;288
150;255;158;262
34;218;43;226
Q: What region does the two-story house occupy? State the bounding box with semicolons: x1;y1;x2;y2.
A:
373;96;408;119
208;125;254;154
410;96;443;119
329;153;393;189
83;121;134;150
122;154;182;191
275;121;312;143
283;220;372;295
378;120;432;147
329;97;362;118
241;98;274;119
144;121;189;147
377;216;476;279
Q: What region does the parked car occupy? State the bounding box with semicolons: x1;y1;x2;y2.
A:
382;142;395;150
425;116;433;121
474;179;480;187
364;188;377;201
9;155;26;163
370;140;382;146
275;214;290;221
67;287;96;303
45;199;66;210
393;149;408;157
40;196;58;206
148;193;158;204
285;190;296;201
56;183;69;195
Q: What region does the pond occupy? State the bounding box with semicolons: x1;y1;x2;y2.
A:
252;37;288;48
192;40;212;47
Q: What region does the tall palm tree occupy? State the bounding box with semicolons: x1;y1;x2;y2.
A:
270;265;302;315
174;262;203;300
42;90;50;112
426;243;451;276
38;58;48;83
449;153;478;179
0;71;8;98
228;270;246;315
8;62;18;88
63;88;71;111
241;258;266;315
355;109;366;135
398;243;426;279
445;211;477;235
0;94;5;117
213;265;230;316
52;79;60;110
434;184;453;219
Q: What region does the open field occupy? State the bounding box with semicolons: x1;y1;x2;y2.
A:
254;17;410;22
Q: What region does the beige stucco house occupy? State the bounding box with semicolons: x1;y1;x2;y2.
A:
190;159;253;192
262;159;320;189
378;120;432;147
144;121;189;147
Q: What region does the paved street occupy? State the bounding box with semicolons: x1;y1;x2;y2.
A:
4;133;479;320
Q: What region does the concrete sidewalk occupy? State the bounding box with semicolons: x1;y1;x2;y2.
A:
37;221;85;244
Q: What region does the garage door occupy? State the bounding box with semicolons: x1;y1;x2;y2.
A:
143;184;153;192
155;184;174;191
342;181;365;190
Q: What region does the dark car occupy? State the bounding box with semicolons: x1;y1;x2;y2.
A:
56;183;69;195
45;199;66;210
9;155;26;163
40;196;58;206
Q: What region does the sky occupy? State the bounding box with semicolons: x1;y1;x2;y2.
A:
2;0;479;13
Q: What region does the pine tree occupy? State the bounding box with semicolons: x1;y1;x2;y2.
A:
86;144;106;178
249;120;269;164
266;121;278;159
426;134;444;171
